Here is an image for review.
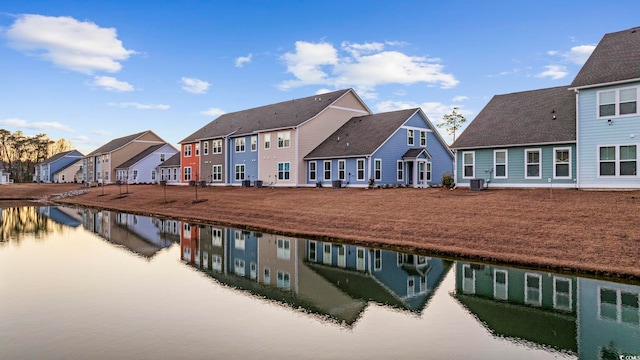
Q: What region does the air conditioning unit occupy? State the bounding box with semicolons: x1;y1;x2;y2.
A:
470;179;484;191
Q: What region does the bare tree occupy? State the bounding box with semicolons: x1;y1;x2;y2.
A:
437;107;467;143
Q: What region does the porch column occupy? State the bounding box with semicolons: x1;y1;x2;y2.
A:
412;159;418;188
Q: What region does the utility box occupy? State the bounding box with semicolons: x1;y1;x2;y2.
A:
242;180;251;187
254;180;263;188
332;180;342;188
470;179;485;191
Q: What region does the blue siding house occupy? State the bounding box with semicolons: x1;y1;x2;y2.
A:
570;26;640;189
304;108;454;187
34;150;84;183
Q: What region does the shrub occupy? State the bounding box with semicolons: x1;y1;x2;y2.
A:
441;173;455;188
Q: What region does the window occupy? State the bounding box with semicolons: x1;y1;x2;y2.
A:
494;150;507;178
211;255;221;271
323;243;331;264
356;248;366;271
151;171;156;181
598;87;638;117
426;162;432;182
397;161;404;181
309;161;317;182
599;287;639;325
184;144;192;157
195;143;200;156
251;136;257;151
374;249;382;271
407;129;415;146
160;154;165;162
277;238;290;259
212;228;222;246
418;162;424;182
308;241;317;261
494;269;508;300
235;138;245;152
235;164;245;181
264;134;271;149
234;259;245;276
407;277;416;297
278;131;290;148
525;273;542;306
203;142;209;155
554;148;571;179
462;264;475;294
553;277;572;311
278;162;290;180
525;149;541;179
234;231;245;249
323;161;331;181
184;167;192;181
462;152;475;178
338;160;346;180
212;165;222;181
420;130;427;147
374;159;382;181
277;271;290;289
599;145;637;176
133;170;138;180
212;139;222;154
357;159;365;181
263;268;270;284
173;168;177;181
250;262;257;279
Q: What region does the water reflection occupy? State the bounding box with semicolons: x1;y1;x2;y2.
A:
0;206;82;243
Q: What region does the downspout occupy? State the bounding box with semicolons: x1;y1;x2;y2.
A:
452;149;457;186
574;89;580;190
295;127;299;186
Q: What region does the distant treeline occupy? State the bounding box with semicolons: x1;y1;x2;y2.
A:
0;129;73;183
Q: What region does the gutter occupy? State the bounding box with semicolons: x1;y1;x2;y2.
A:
568;77;640;91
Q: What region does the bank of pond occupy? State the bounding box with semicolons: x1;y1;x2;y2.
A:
1;205;638;360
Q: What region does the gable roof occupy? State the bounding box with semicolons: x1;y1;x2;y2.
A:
179;89;366;143
158;152;181;168
451;86;576;149
115;144;165;169
87;131;154;156
571;26;640;88
52;158;82;175
305;108;418;159
41;150;83;165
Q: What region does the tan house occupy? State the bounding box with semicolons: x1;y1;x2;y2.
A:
82;130;169;185
53;159;83;183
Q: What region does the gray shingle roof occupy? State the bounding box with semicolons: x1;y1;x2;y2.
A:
179;89;358;143
41;150;83;165
451;86;576;149
571;26;640;88
52;159;82;174
305;108;419;159
87;131;149;156
115;144;165;169
158;152;181;168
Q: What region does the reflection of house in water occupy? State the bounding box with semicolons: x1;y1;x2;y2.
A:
80;209;177;258
38;206;82;228
181;225;450;326
454;262;640;358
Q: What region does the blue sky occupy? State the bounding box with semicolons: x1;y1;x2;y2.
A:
1;1;639;154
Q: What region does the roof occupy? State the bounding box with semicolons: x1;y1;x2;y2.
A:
41;150;83;165
571;26;640;88
87;131;150;156
451;86;576;149
157;152;181;168
305;108;419;159
115;144;165;169
403;148;431;159
52;158;82;174
179;89;359;143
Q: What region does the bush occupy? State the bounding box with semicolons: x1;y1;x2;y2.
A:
441;173;455;188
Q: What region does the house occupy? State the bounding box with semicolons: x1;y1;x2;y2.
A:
304;108;454;187
451;86;576;188
0;163;13;184
33;150;84;183
569;26;640;189
114;143;178;184
52;159;83;183
178;88;372;186
82;130;169;185
157;152;181;184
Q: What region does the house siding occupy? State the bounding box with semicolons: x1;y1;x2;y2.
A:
119;144;177;184
53;160;82;183
199;139;226;185
577;83;640;189
228;135;260;185
257;130;296;186
181;142;200;183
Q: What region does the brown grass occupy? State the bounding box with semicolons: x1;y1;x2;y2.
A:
2;183;639;281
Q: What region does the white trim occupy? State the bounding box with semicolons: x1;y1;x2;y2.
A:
338;159;346;181
327;105;370;114
597;143;639;178
493;269;508;300
553;147;572;179
524;272;542;306
323;160;332;181
374;158;382;181
356;158;365;181
452;141;576;151
462;151;475;179
596;86;639;119
456;182;577;189
553;276;573;311
396;160;404;181
461;264;475;294
493;149;508;179
308;161;317;182
524;148;542;179
569;77;640;91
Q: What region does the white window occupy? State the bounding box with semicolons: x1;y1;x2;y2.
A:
554;147;571;179
599;145;637;176
264;134;271;149
407;129;414;146
374;159;382;181
525;273;542;306
251;135;257;151
308;241;317;261
426;162;432;182
278;162;290;181
407;277;416;297
183;223;191;238
338;160;346;181
173;168;177;181
184;144;192;157
494;150;507;178
356;159;365;181
462;264;475;294
235;164;245;181
263;268;270;284
373;249;382;271
323;161;331;181
212;165;222;181
356;248;366;271
494;269;508;300
462;151;475;179
151;171;156;181
337;245;346;268
160;154;165;162
234;231;245;249
277;238;290;259
195;143;200;156
397;161;404;181
525;149;542;179
234;259;245;276
235;138;245;152
212;228;222;247
250;262;257;279
598;87;638;118
277;271;290;289
212;255;222;271
418;162;424;182
133;170;138;180
323;243;332;264
599;288;639;325
184;167;192;181
203;141;209;155
553;277;572;311
420;130;427;147
309;161;316;182
278;131;290;148
212;139;222;154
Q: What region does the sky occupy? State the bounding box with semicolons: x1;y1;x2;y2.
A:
1;1;639;154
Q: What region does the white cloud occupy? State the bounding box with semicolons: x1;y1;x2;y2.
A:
563;45;596;65
92;129;113;136
278;40;458;92
5;14;134;74
93;76;134;92
181;77;210;94
536;65;568;80
0;117;74;132
108;102;170;110
452;95;469;102
200;107;225;117
235;54;252;67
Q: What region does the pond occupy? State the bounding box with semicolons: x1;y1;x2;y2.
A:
0;205;638;360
